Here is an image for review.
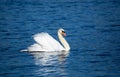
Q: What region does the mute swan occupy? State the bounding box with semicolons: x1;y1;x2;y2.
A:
25;28;70;52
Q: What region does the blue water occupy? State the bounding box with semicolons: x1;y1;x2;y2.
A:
0;0;120;77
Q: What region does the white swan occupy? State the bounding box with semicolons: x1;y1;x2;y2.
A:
26;28;70;52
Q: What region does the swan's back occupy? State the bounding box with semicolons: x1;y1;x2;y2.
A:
31;32;64;51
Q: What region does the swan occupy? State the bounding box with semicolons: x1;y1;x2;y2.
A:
25;28;70;52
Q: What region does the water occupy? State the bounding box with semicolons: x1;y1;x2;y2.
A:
0;0;120;77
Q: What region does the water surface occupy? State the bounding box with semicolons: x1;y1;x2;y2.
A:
0;0;120;77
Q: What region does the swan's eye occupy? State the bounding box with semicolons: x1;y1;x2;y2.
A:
62;31;65;33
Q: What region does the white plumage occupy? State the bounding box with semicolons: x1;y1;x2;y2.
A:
28;33;64;51
22;28;70;52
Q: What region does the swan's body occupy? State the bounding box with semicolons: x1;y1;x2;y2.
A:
26;28;70;52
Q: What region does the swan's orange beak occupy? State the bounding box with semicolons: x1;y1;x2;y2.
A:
62;31;66;36
63;33;66;36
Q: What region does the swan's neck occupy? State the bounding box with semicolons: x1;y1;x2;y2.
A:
58;32;70;51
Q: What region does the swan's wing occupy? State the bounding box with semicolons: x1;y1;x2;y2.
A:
33;32;64;51
28;43;47;51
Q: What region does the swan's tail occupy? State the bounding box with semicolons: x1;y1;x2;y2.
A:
20;49;28;52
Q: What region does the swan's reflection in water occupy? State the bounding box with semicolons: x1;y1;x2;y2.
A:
30;51;69;77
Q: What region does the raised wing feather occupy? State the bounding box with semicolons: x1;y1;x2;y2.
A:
33;32;64;51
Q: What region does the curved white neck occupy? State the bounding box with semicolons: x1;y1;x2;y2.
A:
58;32;70;51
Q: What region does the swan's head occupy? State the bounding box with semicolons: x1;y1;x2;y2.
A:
58;28;66;36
